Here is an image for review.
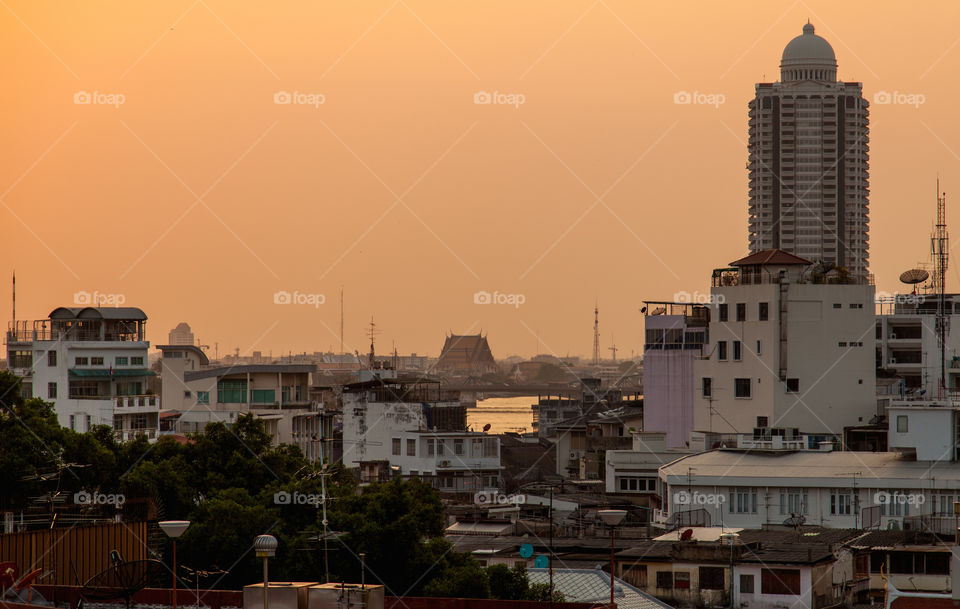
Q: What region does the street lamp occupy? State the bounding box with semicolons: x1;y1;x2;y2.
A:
598;510;626;608
159;520;190;609
254;534;278;609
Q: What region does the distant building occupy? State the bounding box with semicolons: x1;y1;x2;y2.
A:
748;22;870;279
436;333;497;376
167;322;195;346
6;307;158;439
693;249;876;437
340;377;500;493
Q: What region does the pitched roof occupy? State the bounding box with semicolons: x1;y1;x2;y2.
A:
437;334;496;369
528;568;673;609
730;249;813;267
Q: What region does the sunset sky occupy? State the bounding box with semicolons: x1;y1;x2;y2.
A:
3;1;959;359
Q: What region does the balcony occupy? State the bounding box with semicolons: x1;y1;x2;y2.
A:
114;394;160;409
114;428;159;442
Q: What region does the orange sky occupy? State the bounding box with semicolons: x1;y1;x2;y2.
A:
3;0;959;359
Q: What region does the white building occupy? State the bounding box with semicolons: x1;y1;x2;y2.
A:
876;293;960;396
6;307;159;438
341;377;501;492
748;22;870;279
158;344;324;461
694;249;876;437
657;449;960;531
642;302;708;448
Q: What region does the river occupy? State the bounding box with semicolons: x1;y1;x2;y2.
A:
466;395;537;434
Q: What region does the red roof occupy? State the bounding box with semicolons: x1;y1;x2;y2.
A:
730;249;813;267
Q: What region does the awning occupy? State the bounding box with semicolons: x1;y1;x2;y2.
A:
69;368;156;378
444;522;512;536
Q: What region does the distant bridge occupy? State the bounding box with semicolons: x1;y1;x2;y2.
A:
442;383;642;398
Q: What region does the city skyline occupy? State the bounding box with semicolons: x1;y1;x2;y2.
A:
4;1;958;357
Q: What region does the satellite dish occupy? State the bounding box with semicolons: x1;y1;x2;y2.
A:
482;423;491;433
899;268;929;285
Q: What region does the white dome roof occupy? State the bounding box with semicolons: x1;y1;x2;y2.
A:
781;22;836;67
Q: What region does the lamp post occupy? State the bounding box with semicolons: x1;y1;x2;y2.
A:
159;520;191;609
254;534;278;609
598;510;626;608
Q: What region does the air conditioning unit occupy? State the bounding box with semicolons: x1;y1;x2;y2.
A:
569;451;579;460
439;460;450;467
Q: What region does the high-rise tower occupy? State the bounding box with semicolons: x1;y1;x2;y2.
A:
748;22;870;279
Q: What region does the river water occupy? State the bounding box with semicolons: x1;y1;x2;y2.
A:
466;395;537;434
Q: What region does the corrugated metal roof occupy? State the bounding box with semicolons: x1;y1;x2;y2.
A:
660;450;960;486
528;568;672;609
730;249;813;266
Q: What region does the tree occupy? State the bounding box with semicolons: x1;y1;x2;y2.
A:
488;563;528;600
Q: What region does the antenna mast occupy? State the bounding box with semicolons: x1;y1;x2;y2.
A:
339;287;344;356
933;180;949;397
592;303;600;365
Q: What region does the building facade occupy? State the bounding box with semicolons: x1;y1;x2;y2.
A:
642;302;708;447
693;250;876;436
6;307;158;439
748;22;870;279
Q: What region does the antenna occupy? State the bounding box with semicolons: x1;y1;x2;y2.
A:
339;287;344;356
931;179;949;397
366;316;381;368
11;271;15;330
592;302;600;365
608;336;617;363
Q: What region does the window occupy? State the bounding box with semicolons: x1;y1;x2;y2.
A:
833;303;842;309
838;342;847;347
699;567;724;590
47;351;57;366
718;341;728;360
718;304;728;322
734;378;751;398
756;340;762;355
197;391;210;404
729;488;758;513
407;439;416;456
251;389;275;404
849;303;863;309
115;357;128;366
831;490;853;515
733;341;742;361
392;438;401;455
761;569;801;595
131;356;144;366
454;439;464;455
69;414;75;430
674;572;690;590
217;379;247;403
427;439;435;456
757;416;768;427
91;357;104;365
656;572;673;589
786;378;799;393
779;488;808;515
740;574;754;594
759;302;769;321
47;382;57;399
702;377;712;398
184;390;192;398
736;303;746;321
75;357;89;366
897;415;908;433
